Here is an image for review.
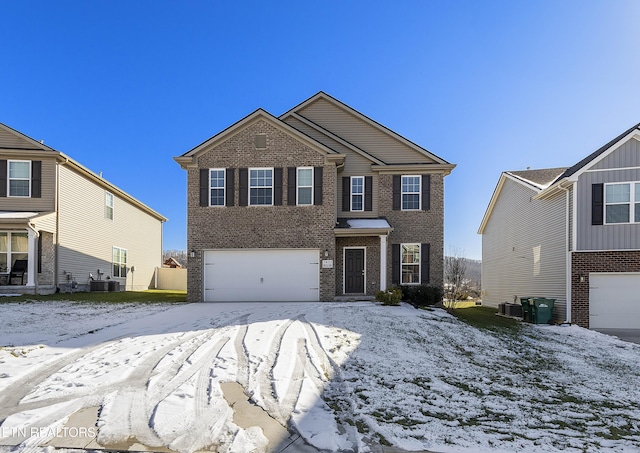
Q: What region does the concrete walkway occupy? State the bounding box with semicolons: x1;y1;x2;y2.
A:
593;328;640;345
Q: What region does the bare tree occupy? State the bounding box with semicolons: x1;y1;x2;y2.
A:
444;245;468;309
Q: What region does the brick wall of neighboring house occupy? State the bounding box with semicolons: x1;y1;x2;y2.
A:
336;236;381;296
378;173;445;289
186;120;336;302
38;231;55;286
571;250;640;327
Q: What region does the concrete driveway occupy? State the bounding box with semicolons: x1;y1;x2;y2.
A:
593;328;640;345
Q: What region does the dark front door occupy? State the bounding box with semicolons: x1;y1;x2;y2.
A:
345;248;365;293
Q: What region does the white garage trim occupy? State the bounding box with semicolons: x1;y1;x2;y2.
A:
589;272;640;329
203;249;320;302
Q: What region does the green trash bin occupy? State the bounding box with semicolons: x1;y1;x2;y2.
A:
530;298;556;324
520;297;534;322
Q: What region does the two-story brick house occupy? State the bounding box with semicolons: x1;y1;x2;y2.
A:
479;122;640;329
0;122;166;293
175;92;455;302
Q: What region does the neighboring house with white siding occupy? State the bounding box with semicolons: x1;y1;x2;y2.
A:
0;122;166;293
175;92;455;302
479;123;640;329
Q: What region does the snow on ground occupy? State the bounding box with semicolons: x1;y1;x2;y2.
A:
0;300;639;453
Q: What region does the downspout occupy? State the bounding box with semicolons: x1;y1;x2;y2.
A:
560;185;572;324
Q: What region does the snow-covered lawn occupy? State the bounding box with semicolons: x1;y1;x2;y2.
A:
0;300;639;452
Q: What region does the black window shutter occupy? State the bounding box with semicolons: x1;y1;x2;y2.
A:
392;175;401;210
364;176;373;211
421;243;430;284
592;183;604;225
422;174;431;211
274;168;283;205
314;166;323;205
392;244;400;285
0;160;6;197
38;234;42;273
287;167;296;206
342;177;350;211
31;161;42;198
225;168;235;206
199;169;209;207
239;168;248;206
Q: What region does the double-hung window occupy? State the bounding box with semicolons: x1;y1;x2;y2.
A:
112;246;127;278
351;176;364;211
401;243;421;284
401;175;421;210
105;192;114;220
605;182;640;224
8;160;31;197
209;169;225;206
0;232;28;273
297;167;313;205
249;168;273;206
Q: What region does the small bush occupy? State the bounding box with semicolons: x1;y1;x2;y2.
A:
403;285;444;308
375;287;402;306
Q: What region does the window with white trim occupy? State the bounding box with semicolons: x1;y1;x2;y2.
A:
105;192;114;220
605;182;640;224
351;176;364;211
297;167;313;205
112;246;127;278
249;168;273;206
401;243;420;284
8;160;31;197
0;231;28;273
209;169;225;206
401;175;421;210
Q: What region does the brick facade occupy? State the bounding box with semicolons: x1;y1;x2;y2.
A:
186;120;336;302
378;173;445;288
336;236;381;296
571;250;640;327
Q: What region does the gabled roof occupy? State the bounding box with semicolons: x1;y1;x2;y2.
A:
0;122;167;222
477;167;567;234
280;91;453;168
175;108;343;166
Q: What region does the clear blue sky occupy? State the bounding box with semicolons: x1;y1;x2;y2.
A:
2;1;639;260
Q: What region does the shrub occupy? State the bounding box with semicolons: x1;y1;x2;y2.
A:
375;287;402;306
403;285;444;308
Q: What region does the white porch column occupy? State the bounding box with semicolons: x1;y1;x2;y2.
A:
27;229;37;287
379;234;388;291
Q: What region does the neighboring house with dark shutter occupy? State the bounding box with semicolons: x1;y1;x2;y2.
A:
174;92;455;302
479;122;640;329
0;122;166;293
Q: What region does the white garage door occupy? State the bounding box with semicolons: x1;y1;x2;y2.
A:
203;249;319;302
589;273;640;329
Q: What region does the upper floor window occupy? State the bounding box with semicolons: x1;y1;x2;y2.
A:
112;246;127;278
297;167;313;205
401;243;421;284
105;192;114;220
351;176;364;211
402;175;421;210
249;168;273;206
209;169;225;206
8;160;31;197
605;182;640;224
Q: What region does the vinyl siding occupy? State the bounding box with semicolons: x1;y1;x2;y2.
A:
57;164;162;290
482;177;567;321
576;140;640;250
284;116;379;217
296;98;437;164
0;155;56;212
0;128;42;149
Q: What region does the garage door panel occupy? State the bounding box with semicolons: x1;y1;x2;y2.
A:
590;274;640;329
204;249;319;302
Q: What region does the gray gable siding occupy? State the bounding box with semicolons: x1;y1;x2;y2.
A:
482;177;567;320
590;137;640;170
296;98;437;164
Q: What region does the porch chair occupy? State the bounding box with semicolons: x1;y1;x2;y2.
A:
9;259;28;285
